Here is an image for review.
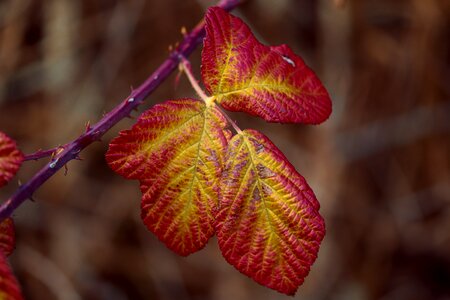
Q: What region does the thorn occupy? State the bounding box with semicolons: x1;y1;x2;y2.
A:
64;164;69;176
130;85;135;92
181;26;187;37
92;130;101;140
55;146;65;156
29;196;35;202
127;97;135;103
85;121;91;132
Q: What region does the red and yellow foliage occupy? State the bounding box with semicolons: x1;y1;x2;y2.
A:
0;132;23;188
107;7;331;295
0;219;23;300
202;7;331;124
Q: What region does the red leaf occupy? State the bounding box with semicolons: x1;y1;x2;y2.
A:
0;253;23;300
202;7;332;124
216;129;325;295
106;99;230;255
0;132;23;187
0;219;23;300
0;218;15;257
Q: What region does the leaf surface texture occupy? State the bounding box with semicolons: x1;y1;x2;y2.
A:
107;99;230;255
0;132;23;187
202;7;332;123
0;218;23;300
216;129;325;295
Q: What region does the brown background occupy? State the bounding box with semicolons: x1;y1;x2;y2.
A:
0;0;449;299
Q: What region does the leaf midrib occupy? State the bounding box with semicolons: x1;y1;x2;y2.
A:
241;134;312;272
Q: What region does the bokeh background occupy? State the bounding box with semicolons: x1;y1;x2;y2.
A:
1;0;449;299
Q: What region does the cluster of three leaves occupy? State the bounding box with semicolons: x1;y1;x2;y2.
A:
106;7;331;295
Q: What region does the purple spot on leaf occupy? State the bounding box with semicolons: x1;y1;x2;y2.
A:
256;163;275;179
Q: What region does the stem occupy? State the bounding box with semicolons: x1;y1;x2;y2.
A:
0;0;242;221
178;56;211;103
216;105;243;134
178;56;242;133
23;147;65;161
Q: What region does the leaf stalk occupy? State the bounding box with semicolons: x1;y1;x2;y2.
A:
178;56;212;104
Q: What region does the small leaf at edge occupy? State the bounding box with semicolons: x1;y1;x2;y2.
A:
0;218;23;300
0;132;23;187
0;253;23;300
0;218;15;257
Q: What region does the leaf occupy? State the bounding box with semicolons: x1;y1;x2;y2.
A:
106;99;230;255
0;218;15;257
216;129;325;295
0;218;23;300
201;7;332;124
0;132;23;188
0;253;23;300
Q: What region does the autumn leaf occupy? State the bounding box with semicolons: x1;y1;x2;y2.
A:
216;129;325;295
106;99;230;255
0;218;23;300
202;7;332;124
0;218;15;257
0;254;22;300
0;132;23;188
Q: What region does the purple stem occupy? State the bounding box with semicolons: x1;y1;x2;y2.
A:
23;147;63;161
0;0;242;221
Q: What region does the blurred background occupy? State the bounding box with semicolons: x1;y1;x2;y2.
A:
0;0;449;299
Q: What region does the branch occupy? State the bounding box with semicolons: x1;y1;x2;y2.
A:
23;146;65;161
0;0;242;221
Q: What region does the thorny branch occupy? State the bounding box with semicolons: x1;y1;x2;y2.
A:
0;0;242;221
23;147;65;162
